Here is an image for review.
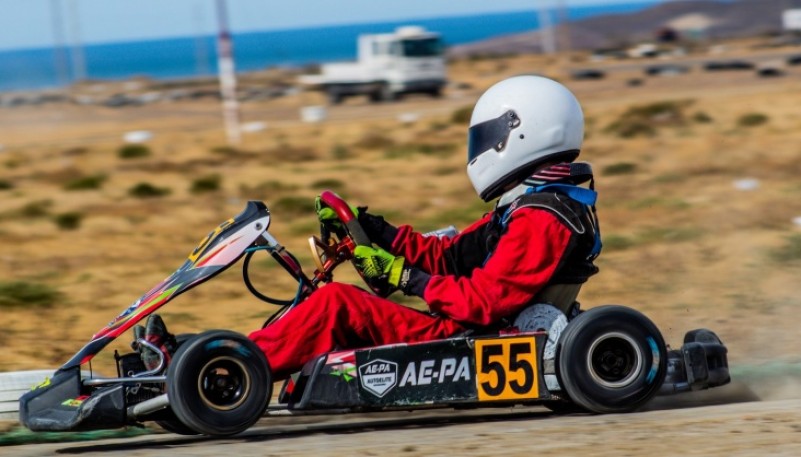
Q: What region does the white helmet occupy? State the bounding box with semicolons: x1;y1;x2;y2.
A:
466;75;584;201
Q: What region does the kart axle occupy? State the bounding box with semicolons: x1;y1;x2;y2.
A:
83;375;166;386
128;393;170;420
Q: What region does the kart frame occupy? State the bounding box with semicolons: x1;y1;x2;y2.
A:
19;192;731;436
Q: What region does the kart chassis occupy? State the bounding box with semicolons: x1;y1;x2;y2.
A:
19;193;731;436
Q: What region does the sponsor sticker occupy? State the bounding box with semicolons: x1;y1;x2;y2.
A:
61;396;89;408
359;359;397;397
399;357;471;387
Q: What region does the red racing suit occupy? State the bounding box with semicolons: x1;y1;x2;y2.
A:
249;190;600;380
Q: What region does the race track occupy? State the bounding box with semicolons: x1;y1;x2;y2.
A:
7;381;801;457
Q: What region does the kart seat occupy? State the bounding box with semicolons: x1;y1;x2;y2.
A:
531;283;583;315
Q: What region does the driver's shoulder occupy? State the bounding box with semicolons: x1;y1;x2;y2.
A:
503;193;587;233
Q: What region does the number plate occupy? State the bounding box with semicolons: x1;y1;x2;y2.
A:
475;336;540;401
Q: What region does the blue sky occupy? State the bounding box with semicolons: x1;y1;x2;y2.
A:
0;0;664;51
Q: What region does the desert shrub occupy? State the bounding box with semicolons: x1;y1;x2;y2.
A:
451;106;473;124
355;132;395;150
737;113;769;128
62;146;89;156
53;212;83;230
627;197;690;210
210;146;260;160
330;144;352;160
265;143;318;162
384;142;457;159
653;173;687;184
118;144;151;159
128;182;171;198
769;234;801;263
211;146;239;155
419;143;457;156
64;174;106;191
20;200;52;218
271;196;315;216
605;100;692;138
310;179;345;193
0;179;13;190
693;111;713;124
602;162;637;176
638;227;702;244
601;234;634;251
432;165;459;176
605;120;656;138
626;100;691;121
190;174;222;194
428;120;450;132
239;180;299;200
383;144;417;158
0;281;62;309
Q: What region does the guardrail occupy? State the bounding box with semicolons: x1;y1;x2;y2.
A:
0;370;58;421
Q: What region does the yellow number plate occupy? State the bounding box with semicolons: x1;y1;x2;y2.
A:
475;336;539;401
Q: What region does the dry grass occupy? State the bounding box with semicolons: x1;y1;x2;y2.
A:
2;50;801;374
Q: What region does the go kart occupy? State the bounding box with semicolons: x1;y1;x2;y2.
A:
20;191;730;436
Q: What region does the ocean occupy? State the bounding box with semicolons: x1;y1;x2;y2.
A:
0;2;658;93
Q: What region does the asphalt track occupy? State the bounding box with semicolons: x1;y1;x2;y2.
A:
9;379;801;457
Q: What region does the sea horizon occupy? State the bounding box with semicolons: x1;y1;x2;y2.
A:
0;2;659;93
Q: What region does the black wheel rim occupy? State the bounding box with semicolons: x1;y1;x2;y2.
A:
197;356;251;411
586;332;643;389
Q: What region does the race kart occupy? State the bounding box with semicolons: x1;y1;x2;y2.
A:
20;191;731;436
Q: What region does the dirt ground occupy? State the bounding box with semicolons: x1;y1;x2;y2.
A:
2;38;801;453
5;386;801;457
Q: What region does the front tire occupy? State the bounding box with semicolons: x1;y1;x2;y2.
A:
556;305;667;413
167;330;272;436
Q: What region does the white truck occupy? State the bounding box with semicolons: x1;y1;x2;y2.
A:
299;26;447;104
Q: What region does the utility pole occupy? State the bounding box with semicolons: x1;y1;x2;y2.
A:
67;0;86;82
193;1;210;76
556;0;571;55
215;0;242;146
537;1;556;54
49;0;70;86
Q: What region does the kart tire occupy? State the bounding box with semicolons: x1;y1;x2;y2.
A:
167;330;272;436
155;334;200;435
555;305;667;414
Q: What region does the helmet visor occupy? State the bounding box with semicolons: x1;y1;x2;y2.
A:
467;110;521;163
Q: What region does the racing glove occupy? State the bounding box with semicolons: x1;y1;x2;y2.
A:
353;245;431;297
315;195;359;228
315;196;399;250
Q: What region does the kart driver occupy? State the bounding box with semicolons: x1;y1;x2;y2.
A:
142;75;603;381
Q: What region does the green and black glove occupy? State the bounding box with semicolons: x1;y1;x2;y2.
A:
352;245;432;297
353;245;405;288
315;195;359;230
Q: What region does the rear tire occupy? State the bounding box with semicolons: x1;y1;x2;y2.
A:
167;330;271;436
556;305;667;413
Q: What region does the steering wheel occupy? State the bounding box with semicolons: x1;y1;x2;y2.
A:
309;191;393;296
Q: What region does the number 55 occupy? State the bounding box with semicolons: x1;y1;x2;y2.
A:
475;337;539;401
